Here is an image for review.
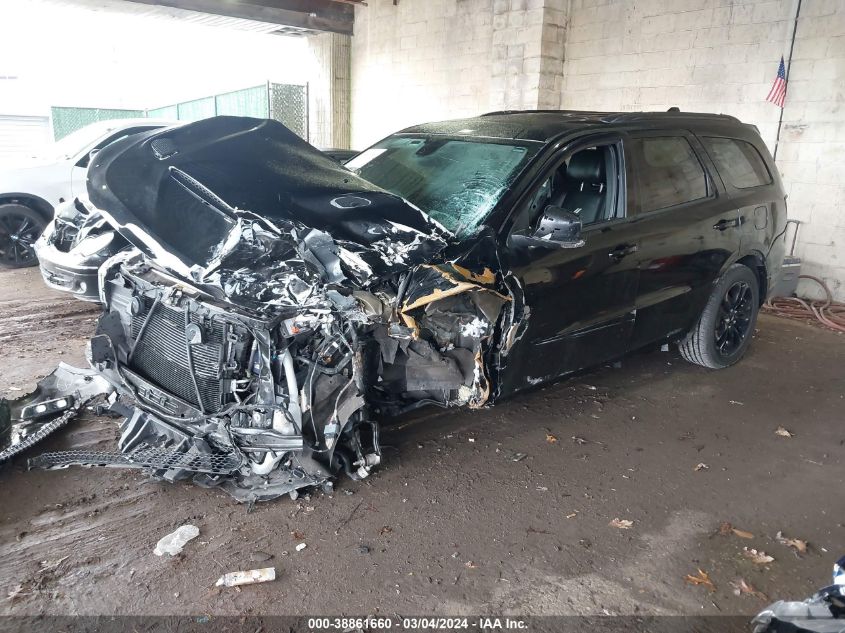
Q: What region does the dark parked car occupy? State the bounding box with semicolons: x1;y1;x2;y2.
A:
15;113;786;502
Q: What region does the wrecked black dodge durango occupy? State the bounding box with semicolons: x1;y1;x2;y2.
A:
9;112;786;502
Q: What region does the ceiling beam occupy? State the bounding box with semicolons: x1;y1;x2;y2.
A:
123;0;355;35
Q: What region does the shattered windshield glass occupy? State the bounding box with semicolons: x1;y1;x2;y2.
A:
348;136;539;238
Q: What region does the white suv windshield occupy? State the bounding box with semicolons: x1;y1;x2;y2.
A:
45;123;118;161
349;135;539;238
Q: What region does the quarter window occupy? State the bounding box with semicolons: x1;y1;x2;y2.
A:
630;136;708;213
702;137;772;189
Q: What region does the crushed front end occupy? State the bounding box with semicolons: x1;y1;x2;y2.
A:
72;254;374;501
22;117;524;502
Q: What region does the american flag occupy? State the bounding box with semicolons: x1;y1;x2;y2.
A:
766;57;787;108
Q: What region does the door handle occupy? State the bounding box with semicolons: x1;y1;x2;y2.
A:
713;218;740;231
609;243;638;260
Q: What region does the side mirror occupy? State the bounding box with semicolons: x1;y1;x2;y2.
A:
76;148;100;169
529;205;584;248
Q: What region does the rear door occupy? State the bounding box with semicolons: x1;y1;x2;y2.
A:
697;135;784;285
624;131;741;349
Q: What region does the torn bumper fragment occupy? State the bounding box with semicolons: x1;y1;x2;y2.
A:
21;117;527;503
0;363;112;465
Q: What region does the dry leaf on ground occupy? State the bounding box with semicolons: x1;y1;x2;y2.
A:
685;569;716;592
546;434;558;444
6;584;26;601
731;578;768;600
776;531;808;554
775;426;794;438
743;547;775;565
609;518;633;529
379;526;392;536
732;528;754;539
718;522;754;539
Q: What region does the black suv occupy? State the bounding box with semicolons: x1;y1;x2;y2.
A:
354;110;787;376
21;113;786;501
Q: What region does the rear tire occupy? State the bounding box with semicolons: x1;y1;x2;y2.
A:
0;203;46;268
679;264;759;369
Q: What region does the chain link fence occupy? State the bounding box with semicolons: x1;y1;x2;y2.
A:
269;83;308;139
51;83;308;140
51;107;144;140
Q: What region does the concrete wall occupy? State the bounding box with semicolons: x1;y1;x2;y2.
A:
350;0;569;148
349;0;845;300
773;1;845;299
351;0;495;148
560;0;845;300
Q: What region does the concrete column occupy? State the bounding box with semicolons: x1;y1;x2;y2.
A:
307;31;351;149
489;0;567;111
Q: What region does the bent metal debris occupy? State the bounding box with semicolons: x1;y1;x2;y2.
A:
0;117;531;503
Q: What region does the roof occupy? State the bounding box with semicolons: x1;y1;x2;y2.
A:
397;110;744;143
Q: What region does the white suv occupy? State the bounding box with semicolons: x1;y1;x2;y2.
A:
0;119;173;267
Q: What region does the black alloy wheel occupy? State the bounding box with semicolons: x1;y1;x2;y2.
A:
714;280;754;358
0;204;46;268
679;263;760;369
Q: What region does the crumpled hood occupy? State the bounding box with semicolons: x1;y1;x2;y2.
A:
87;116;450;305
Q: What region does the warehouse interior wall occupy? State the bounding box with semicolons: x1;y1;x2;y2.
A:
560;0;844;301
349;0;845;300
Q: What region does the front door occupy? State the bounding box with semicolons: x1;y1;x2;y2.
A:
496;137;640;395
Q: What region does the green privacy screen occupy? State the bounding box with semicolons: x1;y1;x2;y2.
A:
51;107;144;140
216;85;269;118
52;83;308;140
151;84;306;137
146;104;178;120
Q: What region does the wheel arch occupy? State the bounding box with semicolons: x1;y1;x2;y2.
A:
0;193;55;222
728;251;767;305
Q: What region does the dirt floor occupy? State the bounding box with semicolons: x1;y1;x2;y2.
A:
0;265;843;617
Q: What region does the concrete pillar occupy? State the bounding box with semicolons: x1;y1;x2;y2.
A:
489;0;567;111
306;31;351;149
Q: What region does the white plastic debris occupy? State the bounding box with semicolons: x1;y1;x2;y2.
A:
295;543;307;552
153;524;200;557
215;567;276;587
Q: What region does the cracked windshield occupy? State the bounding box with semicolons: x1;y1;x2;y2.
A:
348;136;539;238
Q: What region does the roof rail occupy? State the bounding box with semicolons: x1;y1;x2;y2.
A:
604;111;741;123
480;109;610;117
479;108;741;124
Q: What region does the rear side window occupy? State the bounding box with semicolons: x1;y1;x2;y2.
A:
702;137;772;189
629;136;708;213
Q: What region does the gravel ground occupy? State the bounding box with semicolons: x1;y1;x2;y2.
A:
0;266;843;617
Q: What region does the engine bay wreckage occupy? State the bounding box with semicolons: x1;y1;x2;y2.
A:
0;117;529;503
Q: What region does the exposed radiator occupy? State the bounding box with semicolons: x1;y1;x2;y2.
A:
129;299;246;413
